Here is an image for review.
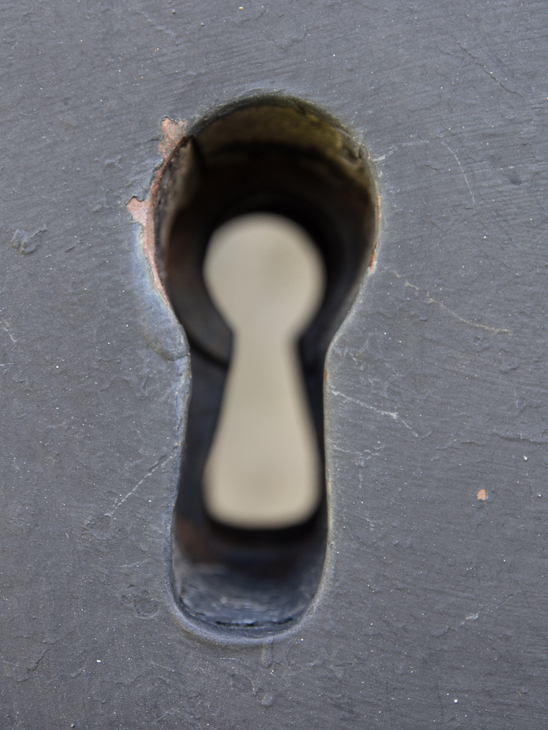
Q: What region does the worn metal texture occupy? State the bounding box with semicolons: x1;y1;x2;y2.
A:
1;0;547;727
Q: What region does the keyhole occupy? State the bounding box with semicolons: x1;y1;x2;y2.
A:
203;213;325;528
157;99;376;635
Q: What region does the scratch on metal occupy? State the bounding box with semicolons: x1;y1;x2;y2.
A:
389;269;511;334
106;455;170;517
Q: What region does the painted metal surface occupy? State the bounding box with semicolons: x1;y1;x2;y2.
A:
1;0;547;726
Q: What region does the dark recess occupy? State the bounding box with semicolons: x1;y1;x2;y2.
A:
156;99;376;634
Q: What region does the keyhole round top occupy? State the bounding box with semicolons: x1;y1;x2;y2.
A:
203;213;325;528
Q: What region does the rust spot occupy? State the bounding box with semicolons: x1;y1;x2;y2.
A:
159;117;186;160
369;245;377;272
477;488;487;501
127;116;187;305
324;370;329;381
126;197;148;228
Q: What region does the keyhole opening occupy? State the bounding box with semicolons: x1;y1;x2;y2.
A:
203;213;325;529
156;98;377;635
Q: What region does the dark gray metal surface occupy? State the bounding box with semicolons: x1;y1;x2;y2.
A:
1;1;547;726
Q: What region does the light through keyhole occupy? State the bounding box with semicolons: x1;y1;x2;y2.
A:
203;213;325;529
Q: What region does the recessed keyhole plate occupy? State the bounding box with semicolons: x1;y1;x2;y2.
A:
155;98;377;636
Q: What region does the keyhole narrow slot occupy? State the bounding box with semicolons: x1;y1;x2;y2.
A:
156;98;376;635
203;213;325;529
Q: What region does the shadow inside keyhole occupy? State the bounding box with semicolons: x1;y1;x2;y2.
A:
158;99;376;633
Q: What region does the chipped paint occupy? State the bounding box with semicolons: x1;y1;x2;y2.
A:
127;117;187;305
368;245;378;273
